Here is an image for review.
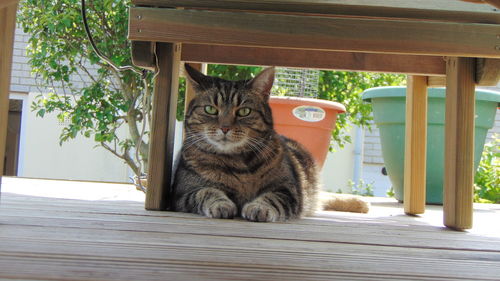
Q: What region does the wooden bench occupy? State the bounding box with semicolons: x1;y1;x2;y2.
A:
1;0;499;230
127;0;500;230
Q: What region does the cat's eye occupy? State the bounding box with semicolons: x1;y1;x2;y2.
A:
237;107;252;117
204;105;218;115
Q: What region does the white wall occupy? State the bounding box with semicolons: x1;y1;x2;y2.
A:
320;124;392;196
320;125;356;193
18;93;131;183
10;25;132;183
361;164;391;197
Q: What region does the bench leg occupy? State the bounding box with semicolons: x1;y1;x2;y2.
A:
146;43;181;210
0;3;18;187
444;57;475;230
404;76;428;215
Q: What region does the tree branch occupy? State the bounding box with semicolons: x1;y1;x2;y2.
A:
101;141;141;176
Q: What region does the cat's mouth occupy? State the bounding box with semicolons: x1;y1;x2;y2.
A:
206;135;246;153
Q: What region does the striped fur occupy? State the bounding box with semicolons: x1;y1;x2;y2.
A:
172;64;319;222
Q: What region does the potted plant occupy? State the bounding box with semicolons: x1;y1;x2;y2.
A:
270;68;345;167
362;86;500;204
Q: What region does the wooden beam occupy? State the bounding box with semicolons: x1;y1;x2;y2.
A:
427;76;446;87
131;0;500;24
476;58;500;86
146;43;181;211
0;0;18;9
404;76;428;215
485;0;500;9
0;3;18;182
181;44;446;75
444;57;475;230
428;58;500;86
129;8;500;58
131;41;156;71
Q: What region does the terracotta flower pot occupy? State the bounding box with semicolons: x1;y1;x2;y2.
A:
269;96;346;168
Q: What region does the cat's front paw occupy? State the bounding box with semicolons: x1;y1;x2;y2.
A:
242;202;279;222
203;200;237;219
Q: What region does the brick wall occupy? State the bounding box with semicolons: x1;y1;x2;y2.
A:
10;27;35;93
362;121;384;164
10;27;99;94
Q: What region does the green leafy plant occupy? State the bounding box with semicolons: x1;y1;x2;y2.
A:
20;0;151;176
386;186;395;198
317;71;406;149
347;179;374;197
474;135;500;203
207;64;262;80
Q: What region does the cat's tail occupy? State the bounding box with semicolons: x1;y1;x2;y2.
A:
319;192;370;213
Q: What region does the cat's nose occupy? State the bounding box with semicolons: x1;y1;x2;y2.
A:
220;127;231;134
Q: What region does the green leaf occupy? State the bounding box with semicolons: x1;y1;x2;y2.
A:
62;17;72;28
37;109;46;117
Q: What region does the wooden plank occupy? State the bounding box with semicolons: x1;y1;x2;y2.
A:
181;44;446;75
2;176;499;237
3;203;500;251
444;57;476;230
404;76;428;215
146;43;181;210
476;58;500;86
486;0;500;9
131;0;500;24
3;218;499;260
1;189;500;281
128;8;500;58
2;250;497;281
0;0;18;9
2;175;499;236
0;3;18;182
5;192;499;239
1;227;500;281
427;76;446;87
131;41;156;71
422;59;500;86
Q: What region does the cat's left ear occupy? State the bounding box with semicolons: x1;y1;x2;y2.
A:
248;67;275;98
184;63;210;91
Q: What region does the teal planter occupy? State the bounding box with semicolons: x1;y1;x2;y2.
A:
363;87;500;204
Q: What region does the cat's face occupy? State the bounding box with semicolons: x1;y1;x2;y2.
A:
184;64;275;154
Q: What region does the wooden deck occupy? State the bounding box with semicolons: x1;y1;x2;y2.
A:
1;177;499;280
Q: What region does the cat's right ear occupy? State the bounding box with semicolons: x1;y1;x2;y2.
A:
248;66;275;99
184;63;209;90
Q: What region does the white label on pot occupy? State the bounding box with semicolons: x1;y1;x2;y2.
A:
292;106;326;122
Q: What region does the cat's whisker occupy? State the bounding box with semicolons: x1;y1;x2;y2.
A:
246;137;274;164
246;138;269;162
183;137;205;149
182;133;207;151
245;139;265;159
245;142;261;161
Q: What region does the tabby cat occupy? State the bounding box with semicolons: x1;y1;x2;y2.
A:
172;64;368;222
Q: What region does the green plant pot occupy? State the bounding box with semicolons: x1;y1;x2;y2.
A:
362;87;500;204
